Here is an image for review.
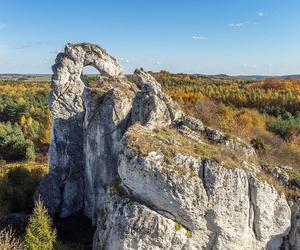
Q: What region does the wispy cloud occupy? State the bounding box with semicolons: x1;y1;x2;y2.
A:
192;35;209;40
229;23;244;27
16;43;33;49
155;61;162;65
16;41;49;49
257;12;264;17
0;23;7;30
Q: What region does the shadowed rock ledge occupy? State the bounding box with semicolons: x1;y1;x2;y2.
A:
37;43;299;250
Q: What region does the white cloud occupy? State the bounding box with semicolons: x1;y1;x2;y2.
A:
155;61;162;65
257;12;264;17
192;35;209;40
229;23;243;27
0;24;7;30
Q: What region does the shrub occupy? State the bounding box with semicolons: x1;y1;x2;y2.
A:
175;223;182;231
267;117;300;141
0;227;24;250
0;122;36;161
251;137;266;151
25;199;57;250
0;167;44;214
186;229;192;238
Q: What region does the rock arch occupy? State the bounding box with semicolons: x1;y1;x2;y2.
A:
47;43;124;218
50;43;123;119
39;42;181;221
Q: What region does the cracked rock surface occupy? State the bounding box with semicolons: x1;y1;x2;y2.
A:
37;43;299;250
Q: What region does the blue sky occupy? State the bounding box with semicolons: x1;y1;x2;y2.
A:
0;0;300;75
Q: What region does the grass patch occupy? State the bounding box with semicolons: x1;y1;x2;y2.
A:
256;171;300;200
127;126;215;163
127;125;257;171
285;169;300;180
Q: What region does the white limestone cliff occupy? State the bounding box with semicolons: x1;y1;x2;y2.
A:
37;43;299;250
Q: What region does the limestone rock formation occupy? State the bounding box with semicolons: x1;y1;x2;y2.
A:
37;43;299;250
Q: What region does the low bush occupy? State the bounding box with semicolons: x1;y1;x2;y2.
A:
0;227;24;250
0;166;45;214
267;116;300;141
251;137;266;151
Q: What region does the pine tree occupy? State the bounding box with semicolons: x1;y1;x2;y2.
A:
25;199;57;250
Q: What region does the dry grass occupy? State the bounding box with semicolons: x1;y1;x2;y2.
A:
127;125;257;171
0;161;48;178
0;227;24;250
256;171;300;200
213;146;258;170
127;126;216;163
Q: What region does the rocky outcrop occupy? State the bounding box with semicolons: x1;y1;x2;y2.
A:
115;131;290;249
38;43;298;250
287;199;300;249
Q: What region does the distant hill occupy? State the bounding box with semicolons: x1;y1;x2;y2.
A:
235;75;300;80
1;73;300;82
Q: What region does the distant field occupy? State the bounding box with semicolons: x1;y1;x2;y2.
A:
0;74;51;82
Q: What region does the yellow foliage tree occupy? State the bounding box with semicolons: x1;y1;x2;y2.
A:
20;115;26;126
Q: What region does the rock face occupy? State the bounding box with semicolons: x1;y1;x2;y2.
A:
38;43;298;250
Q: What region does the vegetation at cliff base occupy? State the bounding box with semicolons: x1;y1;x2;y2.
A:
0;165;47;215
0;227;24;250
25;199;57;250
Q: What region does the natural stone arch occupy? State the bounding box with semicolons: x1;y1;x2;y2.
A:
47;43;124;218
50;43;123;120
40;42;182;220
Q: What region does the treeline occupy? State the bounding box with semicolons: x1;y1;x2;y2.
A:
157;75;300;116
0;81;51;162
153;71;300;140
152;71;300;170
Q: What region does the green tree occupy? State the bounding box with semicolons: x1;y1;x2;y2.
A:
25;139;36;161
0;122;35;161
25;199;57;250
